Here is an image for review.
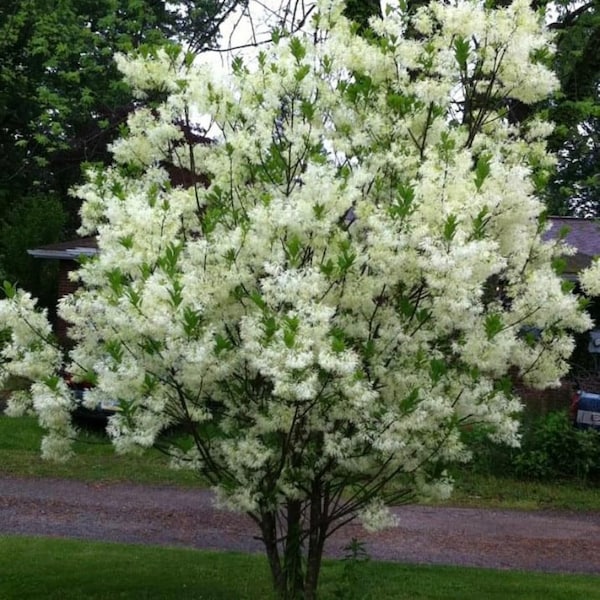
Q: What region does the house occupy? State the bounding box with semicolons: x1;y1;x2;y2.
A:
27;236;98;342
543;216;600;278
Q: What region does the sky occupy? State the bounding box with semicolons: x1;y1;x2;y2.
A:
203;0;388;69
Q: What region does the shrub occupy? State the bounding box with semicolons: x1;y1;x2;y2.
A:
461;411;600;483
513;411;600;481
461;426;516;478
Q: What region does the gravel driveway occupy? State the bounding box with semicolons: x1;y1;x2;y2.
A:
1;475;599;574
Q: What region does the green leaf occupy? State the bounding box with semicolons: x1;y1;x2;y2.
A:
363;339;375;360
231;285;246;301
320;259;335;278
119;235;134;249
551;257;567;275
313;203;325;220
561;279;575;293
472;207;490;240
578;297;591;312
301;99;315;119
184;51;195;68
43;374;60;391
224;248;236;265
283;316;300;349
453;36;470;70
125;287;140;308
142;373;159;394
330;327;346;353
429;359;447;384
443;214;458;242
105;340;124;363
140;263;153;281
474;154;491;191
263;316;278;344
271;28;283;44
438;131;456;160
159;243;182;276
389;184;415;219
398;296;414;319
531;168;550;192
107;268;125;295
290;37;306;63
285;235;303;267
214;333;233;356
417;308;431;325
494;376;512;396
386;92;414;116
521;328;539;348
140;337;164;356
168;281;183;308
182;307;203;337
294;64;310;82
249;291;266;310
2;281;16;299
232;56;246;75
337;239;356;273
485;313;503;340
400;388;419;412
345;74;374;103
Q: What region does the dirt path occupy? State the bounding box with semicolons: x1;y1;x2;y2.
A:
1;475;599;574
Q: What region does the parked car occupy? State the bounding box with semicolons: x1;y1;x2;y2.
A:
65;377;120;420
571;390;600;431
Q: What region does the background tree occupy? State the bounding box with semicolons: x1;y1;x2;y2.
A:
343;0;381;31
544;0;600;216
0;1;592;599
0;0;242;304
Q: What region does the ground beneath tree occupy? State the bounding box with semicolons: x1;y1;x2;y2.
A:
1;476;599;574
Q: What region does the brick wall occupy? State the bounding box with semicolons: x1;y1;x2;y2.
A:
515;379;576;416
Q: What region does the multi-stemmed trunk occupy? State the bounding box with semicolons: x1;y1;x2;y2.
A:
258;485;328;600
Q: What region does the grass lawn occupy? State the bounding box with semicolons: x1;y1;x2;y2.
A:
0;535;598;600
0;414;201;487
445;471;600;511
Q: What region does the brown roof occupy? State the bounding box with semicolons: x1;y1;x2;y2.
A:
545;217;600;273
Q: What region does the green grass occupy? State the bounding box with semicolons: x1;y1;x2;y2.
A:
0;536;598;600
446;471;600;511
0;415;200;486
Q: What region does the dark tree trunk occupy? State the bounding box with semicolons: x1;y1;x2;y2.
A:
304;480;328;600
260;501;308;600
259;488;330;600
283;499;305;599
260;511;285;596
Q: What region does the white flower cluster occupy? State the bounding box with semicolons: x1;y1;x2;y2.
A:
580;259;600;297
0;289;60;386
0;0;591;526
0;288;75;460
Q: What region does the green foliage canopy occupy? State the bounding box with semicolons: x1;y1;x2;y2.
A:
545;0;600;215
